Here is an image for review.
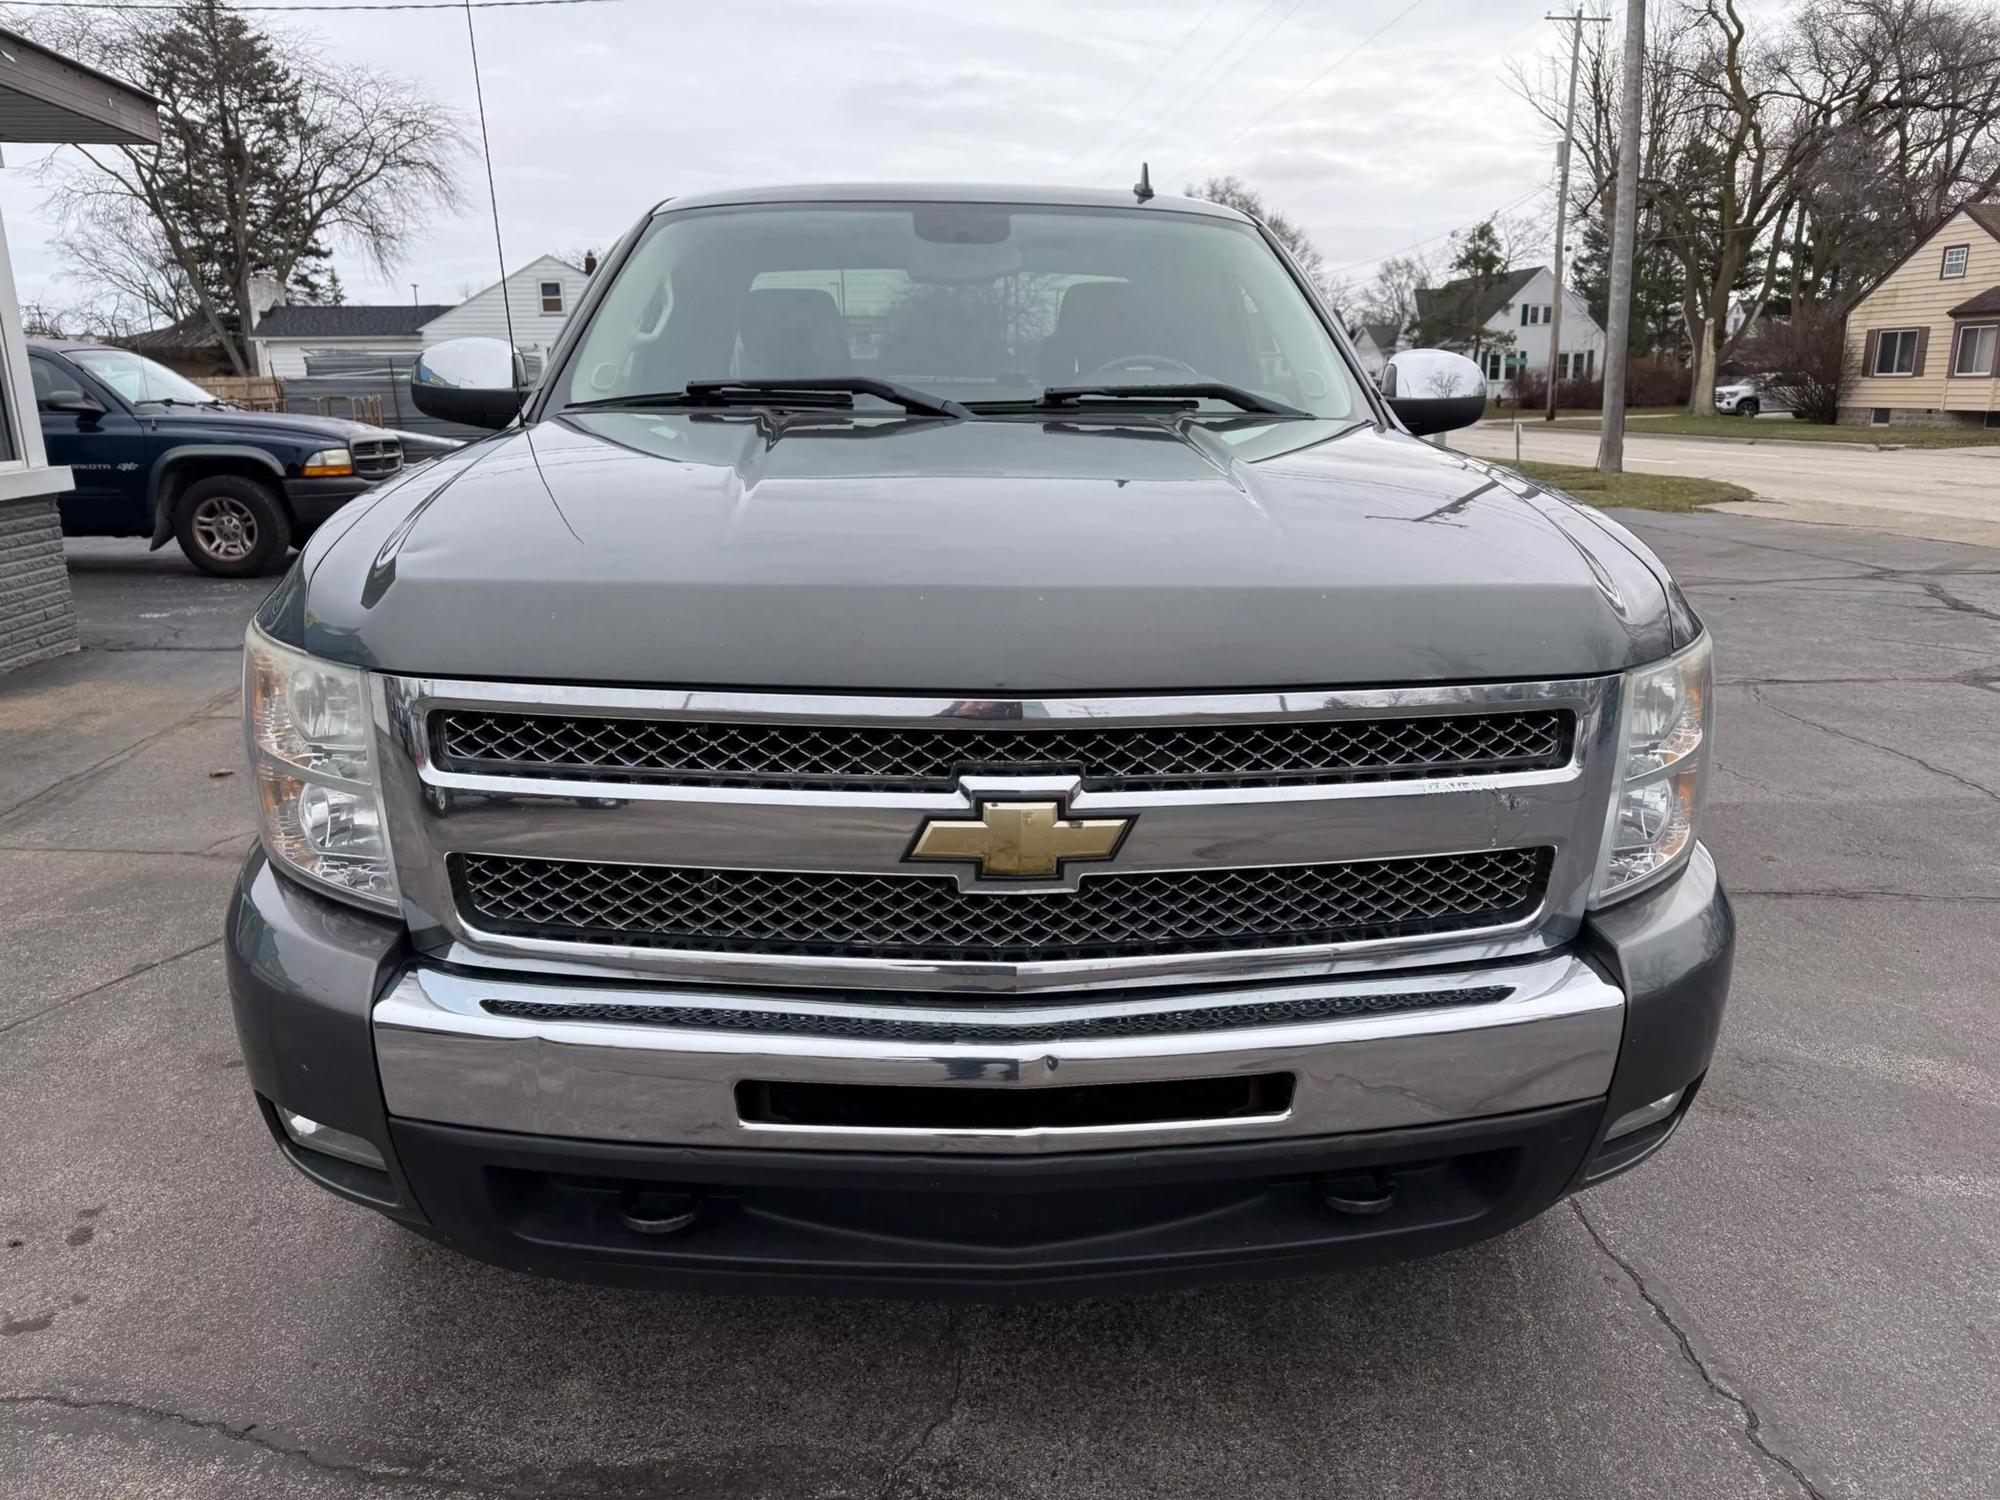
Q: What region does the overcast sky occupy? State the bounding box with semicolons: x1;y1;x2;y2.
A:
0;0;1582;315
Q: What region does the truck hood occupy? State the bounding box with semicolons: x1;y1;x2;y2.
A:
157;405;392;446
277;412;1685;691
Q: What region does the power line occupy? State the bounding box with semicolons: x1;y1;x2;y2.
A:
1188;0;1427;173
1063;0;1230;168
1327;182;1552;278
9;0;628;11
1110;0;1310;178
1081;0;1293;180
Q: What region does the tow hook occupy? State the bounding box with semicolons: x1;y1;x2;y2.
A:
618;1186;701;1235
1317;1170;1397;1216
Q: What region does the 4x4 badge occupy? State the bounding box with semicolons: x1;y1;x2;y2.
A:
908;800;1132;881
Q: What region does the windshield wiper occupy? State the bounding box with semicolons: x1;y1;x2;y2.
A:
565;377;970;420
1036;383;1308;417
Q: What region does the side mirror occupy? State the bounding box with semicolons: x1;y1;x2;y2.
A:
1381;349;1488;437
411;337;527;430
43;389;104;417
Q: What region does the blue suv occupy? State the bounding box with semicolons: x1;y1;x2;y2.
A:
30;340;407;576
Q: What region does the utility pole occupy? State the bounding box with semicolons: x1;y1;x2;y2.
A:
1543;11;1607;422
1597;0;1645;474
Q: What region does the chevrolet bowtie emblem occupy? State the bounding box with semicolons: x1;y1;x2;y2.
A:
908;800;1132;880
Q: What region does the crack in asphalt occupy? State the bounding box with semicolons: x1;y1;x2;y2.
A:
90;643;244;654
1569;1204;1830;1500
1730;887;2000;903
0;937;223;1038
872;1309;967;1500
0;843;246;861
1745;684;2000;806
0;685;241;825
1633;520;1971;576
1915;578;2000;624
0;1392;521;1498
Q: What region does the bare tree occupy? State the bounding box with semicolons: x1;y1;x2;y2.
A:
1354;249;1441;339
1184;175;1338;306
1517;0;2000;411
8;1;466;372
1737;301;1851;423
1786;0;2000;304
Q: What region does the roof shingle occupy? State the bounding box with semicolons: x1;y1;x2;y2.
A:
1947;284;2000;319
252;304;453;339
1414;267;1542;335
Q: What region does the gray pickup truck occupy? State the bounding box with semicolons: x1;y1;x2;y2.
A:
227;184;1730;1297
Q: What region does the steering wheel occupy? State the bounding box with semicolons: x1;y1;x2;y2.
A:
1083;354;1202;381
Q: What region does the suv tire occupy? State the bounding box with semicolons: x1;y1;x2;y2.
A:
1738;398;1760;418
174;474;292;577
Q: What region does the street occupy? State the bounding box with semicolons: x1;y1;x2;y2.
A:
1457;422;2000;548
3;519;1998;1500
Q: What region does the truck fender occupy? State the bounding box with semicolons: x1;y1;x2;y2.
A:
147;445;287;549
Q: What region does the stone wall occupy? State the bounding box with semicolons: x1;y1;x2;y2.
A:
0;496;78;674
1836;405;1994;431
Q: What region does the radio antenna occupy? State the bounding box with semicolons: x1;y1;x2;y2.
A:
1133;162;1155;202
463;1;519;361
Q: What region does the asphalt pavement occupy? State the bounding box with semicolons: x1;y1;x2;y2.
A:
3;521;1998;1499
1456;421;2000;548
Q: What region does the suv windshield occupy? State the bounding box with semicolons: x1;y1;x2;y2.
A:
71;348;220;407
557;202;1361;419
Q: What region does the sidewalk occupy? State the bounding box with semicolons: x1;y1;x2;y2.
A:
1456;422;2000;548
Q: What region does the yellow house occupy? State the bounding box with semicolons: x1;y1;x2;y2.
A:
1842;202;2000;431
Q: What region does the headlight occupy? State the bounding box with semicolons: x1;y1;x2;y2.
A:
1592;635;1712;905
243;626;398;911
302;447;353;477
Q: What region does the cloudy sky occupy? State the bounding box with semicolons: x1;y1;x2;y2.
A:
0;0;1578;314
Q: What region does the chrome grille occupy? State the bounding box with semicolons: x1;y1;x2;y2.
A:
351;437;404;480
432;707;1572;790
453;848;1552;963
477;984;1513;1042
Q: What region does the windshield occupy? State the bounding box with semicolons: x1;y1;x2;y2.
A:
71;349;220;407
557;202;1361;419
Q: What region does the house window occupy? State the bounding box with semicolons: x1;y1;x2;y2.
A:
539;280;563;314
1953;323;1998;377
1940;245;1969;279
1871;408;1891;425
1871;328;1921;375
1519;303;1552;326
1483;350;1504;381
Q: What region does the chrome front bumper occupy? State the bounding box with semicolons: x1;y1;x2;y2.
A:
373;952;1623;1156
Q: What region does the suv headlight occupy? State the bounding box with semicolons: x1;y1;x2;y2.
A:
302;447;353;477
243;626;398;911
1592;634;1712;905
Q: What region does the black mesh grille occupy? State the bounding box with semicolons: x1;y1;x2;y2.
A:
453;848;1552;963
479;985;1513;1042
432;708;1572;791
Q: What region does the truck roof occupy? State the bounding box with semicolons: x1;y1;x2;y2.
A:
649;182;1255;221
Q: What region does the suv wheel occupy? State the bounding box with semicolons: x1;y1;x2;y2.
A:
1738;397;1760;418
175;475;292;577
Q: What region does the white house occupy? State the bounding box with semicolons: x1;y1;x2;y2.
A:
249;303;453;379
1414;265;1606;397
416;254;591;377
1348;321;1403;379
251;255;591;380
